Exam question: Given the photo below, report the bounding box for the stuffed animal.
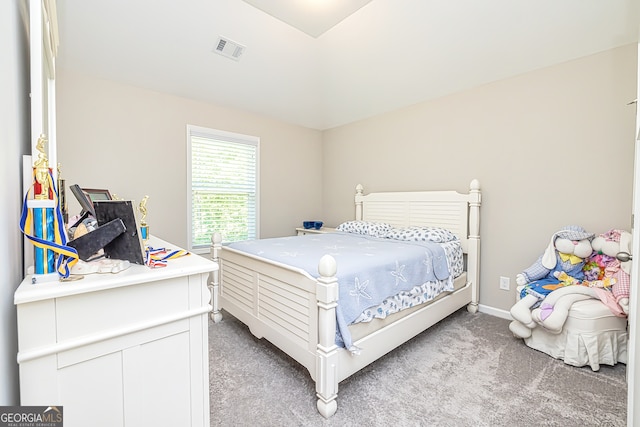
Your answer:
[588,229,631,315]
[553,271,582,286]
[509,225,594,339]
[517,229,632,336]
[528,271,600,333]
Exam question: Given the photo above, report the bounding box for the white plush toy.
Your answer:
[511,228,632,338]
[526,229,632,335]
[528,272,599,334]
[508,225,594,339]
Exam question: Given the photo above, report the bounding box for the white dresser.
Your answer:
[15,236,217,427]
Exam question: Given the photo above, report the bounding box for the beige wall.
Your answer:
[322,44,638,313]
[56,44,637,313]
[56,69,323,248]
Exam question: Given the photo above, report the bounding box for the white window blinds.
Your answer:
[187,125,259,251]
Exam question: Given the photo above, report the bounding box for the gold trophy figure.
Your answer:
[34,135,51,200]
[138,195,150,241]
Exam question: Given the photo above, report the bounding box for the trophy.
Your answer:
[57,163,68,224]
[30,136,55,274]
[21,134,79,280]
[138,195,150,241]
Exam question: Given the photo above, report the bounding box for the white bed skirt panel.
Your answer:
[524,299,628,371]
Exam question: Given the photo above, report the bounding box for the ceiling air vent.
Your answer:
[213,36,245,61]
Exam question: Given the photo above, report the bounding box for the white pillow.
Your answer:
[336,221,393,238]
[385,226,458,243]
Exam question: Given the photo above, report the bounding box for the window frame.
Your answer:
[186,125,260,254]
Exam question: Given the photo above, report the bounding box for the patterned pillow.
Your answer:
[336,221,393,238]
[385,226,458,243]
[367,222,394,238]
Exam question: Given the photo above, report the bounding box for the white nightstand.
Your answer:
[296,227,336,236]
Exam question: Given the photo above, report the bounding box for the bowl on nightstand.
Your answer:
[303,221,323,230]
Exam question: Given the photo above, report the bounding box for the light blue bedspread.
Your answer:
[227,232,450,350]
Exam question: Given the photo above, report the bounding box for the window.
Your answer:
[187,125,259,252]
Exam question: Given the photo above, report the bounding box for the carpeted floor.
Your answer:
[208,309,627,426]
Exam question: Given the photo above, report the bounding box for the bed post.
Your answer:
[210,232,223,323]
[355,184,364,220]
[315,254,339,418]
[467,179,481,313]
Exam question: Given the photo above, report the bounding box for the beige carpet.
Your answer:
[208,309,627,426]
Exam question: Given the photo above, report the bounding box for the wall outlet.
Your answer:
[499,276,510,291]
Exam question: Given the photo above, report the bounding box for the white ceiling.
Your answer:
[55,0,639,130]
[240,0,375,38]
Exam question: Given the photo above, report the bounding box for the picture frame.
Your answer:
[69,185,112,217]
[93,200,146,265]
[82,188,112,203]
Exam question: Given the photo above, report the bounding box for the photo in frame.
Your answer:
[82,188,112,203]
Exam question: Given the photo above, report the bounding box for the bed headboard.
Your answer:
[354,179,481,253]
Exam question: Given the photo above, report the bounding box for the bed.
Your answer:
[209,179,481,418]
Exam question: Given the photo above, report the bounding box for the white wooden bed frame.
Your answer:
[209,179,481,418]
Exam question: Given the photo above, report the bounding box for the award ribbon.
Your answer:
[145,246,190,268]
[20,170,79,279]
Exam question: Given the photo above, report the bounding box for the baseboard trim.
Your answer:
[478,304,512,321]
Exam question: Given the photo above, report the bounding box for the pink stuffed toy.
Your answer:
[589,229,631,315]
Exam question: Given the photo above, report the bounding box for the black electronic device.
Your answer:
[69,184,95,217]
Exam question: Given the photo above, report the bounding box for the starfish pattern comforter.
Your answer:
[227,232,461,349]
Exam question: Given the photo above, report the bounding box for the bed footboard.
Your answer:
[210,237,341,418]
